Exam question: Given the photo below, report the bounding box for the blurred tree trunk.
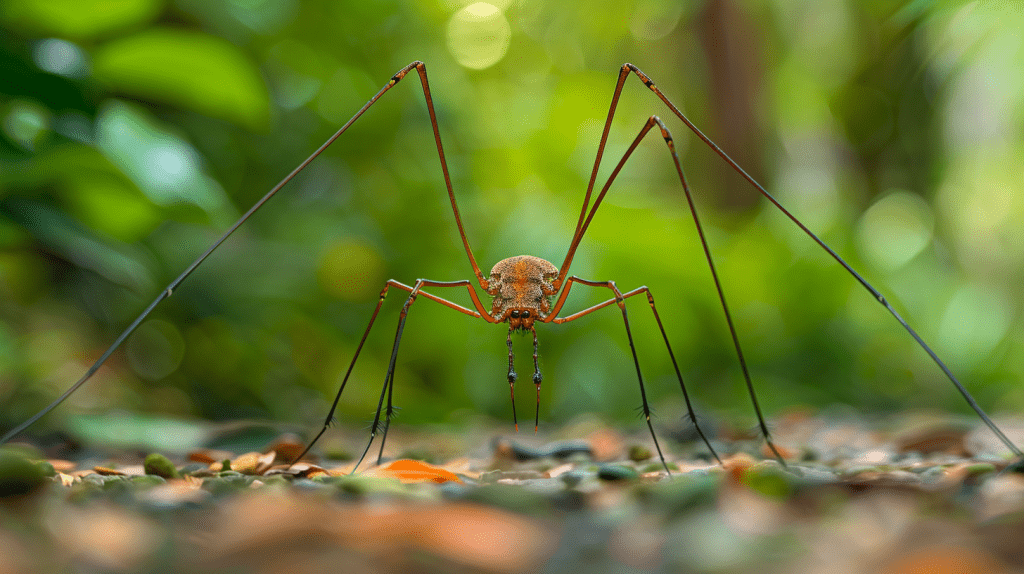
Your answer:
[697,0,767,212]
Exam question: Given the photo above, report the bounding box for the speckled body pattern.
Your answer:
[487,255,558,331]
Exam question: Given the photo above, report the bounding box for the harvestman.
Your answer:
[2,62,1021,475]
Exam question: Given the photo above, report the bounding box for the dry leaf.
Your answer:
[227,452,261,474]
[267,434,306,463]
[188,449,233,465]
[367,459,462,484]
[255,451,276,475]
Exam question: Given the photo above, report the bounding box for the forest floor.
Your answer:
[1,409,1023,574]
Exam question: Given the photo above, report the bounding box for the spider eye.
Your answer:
[510,310,520,318]
[521,311,530,318]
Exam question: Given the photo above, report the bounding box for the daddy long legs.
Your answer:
[3,61,1021,475]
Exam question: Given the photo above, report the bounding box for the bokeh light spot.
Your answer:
[856,190,934,271]
[2,99,51,150]
[629,0,684,41]
[32,38,88,77]
[446,2,511,71]
[938,284,1011,367]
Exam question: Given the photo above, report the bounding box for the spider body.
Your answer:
[488,255,558,331]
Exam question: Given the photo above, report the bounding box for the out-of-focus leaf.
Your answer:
[95,100,232,218]
[0,0,162,40]
[92,29,270,131]
[68,413,211,453]
[0,143,164,242]
[62,174,163,242]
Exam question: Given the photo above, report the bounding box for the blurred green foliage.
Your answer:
[1,0,1023,444]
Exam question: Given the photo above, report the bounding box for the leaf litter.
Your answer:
[0,411,1023,573]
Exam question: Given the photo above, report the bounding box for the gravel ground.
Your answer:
[2,412,1023,574]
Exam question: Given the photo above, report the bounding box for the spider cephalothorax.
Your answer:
[488,255,557,331]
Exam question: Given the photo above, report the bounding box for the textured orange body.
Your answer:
[487,255,558,330]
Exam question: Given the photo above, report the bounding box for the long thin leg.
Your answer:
[291,279,492,465]
[553,282,722,465]
[651,117,786,465]
[353,277,473,473]
[410,64,493,292]
[354,304,408,473]
[550,279,722,470]
[550,115,784,464]
[0,61,492,445]
[559,278,670,474]
[558,61,1022,459]
[505,327,544,434]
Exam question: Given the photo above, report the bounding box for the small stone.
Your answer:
[597,464,639,481]
[143,453,180,479]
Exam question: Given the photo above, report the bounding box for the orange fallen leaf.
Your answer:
[368,459,462,484]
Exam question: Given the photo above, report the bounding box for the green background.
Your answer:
[1,0,1022,449]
